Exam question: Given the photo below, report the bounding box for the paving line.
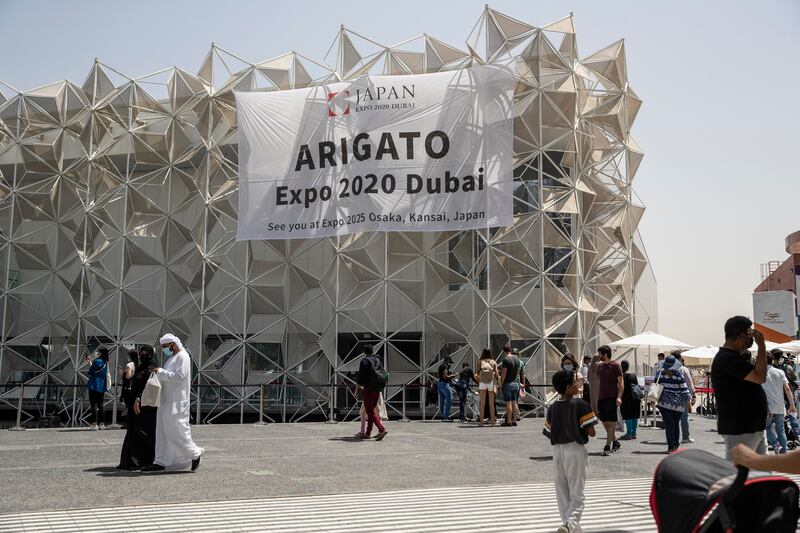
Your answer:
[0,482,656,528]
[0,477,663,533]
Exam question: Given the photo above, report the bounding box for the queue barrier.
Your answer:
[2,380,554,429]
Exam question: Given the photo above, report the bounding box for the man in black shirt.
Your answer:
[455,362,479,422]
[710,316,768,460]
[354,345,388,440]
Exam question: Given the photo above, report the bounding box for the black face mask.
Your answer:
[744,336,754,350]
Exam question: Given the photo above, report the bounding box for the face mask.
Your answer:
[162,347,174,358]
[563,364,574,372]
[744,336,754,350]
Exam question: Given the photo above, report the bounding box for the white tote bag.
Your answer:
[646,375,663,404]
[141,373,161,408]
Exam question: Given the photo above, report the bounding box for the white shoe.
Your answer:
[99,424,107,430]
[90,425,98,431]
[681,437,695,443]
[556,526,570,533]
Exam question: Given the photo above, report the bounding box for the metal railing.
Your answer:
[1,380,555,429]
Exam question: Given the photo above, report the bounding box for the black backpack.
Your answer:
[367,356,388,391]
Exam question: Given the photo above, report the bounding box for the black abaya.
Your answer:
[118,361,158,469]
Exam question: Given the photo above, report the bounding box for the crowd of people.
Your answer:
[86,334,204,473]
[82,319,800,530]
[541,315,800,533]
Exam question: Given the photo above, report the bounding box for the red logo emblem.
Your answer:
[328,90,350,117]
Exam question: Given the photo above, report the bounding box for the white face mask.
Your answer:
[563,364,575,372]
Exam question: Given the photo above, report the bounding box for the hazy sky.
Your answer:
[1,0,798,347]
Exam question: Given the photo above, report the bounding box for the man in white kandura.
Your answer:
[141,334,203,472]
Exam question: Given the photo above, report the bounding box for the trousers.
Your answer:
[363,390,385,436]
[766,413,788,453]
[624,418,638,436]
[438,381,452,420]
[660,407,682,450]
[680,399,691,440]
[553,441,587,532]
[455,382,468,420]
[722,431,767,461]
[88,390,105,425]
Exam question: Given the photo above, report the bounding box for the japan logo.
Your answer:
[327,90,350,117]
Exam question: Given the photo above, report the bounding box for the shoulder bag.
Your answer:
[646,373,663,404]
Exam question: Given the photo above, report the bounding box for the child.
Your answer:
[544,369,598,533]
[355,392,387,439]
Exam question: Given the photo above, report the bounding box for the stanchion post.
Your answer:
[400,383,410,422]
[109,379,120,429]
[325,382,337,424]
[10,382,25,431]
[195,383,202,425]
[422,382,426,421]
[254,383,268,426]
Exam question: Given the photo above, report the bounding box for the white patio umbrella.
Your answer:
[747,340,781,353]
[772,340,800,354]
[680,345,719,367]
[609,331,693,372]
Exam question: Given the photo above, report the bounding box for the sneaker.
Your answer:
[99,424,107,430]
[556,525,570,533]
[611,440,621,453]
[682,437,695,443]
[618,434,634,441]
[90,425,98,431]
[191,454,202,472]
[375,430,388,441]
[602,445,611,456]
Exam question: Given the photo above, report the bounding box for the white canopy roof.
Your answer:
[774,340,800,354]
[747,341,781,352]
[609,331,692,349]
[680,345,719,360]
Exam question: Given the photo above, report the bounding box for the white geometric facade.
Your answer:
[0,7,655,424]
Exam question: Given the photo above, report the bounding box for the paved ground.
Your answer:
[0,414,726,518]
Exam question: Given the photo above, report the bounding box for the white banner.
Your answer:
[234,66,514,240]
[753,290,799,339]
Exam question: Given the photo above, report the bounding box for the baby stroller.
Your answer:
[785,414,799,450]
[650,448,799,532]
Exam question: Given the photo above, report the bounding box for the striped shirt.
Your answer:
[654,369,692,412]
[544,397,598,445]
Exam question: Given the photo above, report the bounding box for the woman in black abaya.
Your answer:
[117,345,158,470]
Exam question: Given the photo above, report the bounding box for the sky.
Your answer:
[0,0,798,347]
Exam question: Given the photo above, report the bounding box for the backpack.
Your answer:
[479,359,495,384]
[367,356,388,391]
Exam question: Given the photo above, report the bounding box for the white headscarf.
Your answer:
[159,333,184,353]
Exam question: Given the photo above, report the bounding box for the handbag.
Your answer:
[518,387,526,400]
[631,383,645,401]
[141,373,161,408]
[646,374,663,404]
